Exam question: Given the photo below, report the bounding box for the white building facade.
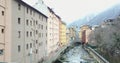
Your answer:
[47,7,60,56]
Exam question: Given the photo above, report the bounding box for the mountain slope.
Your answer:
[69,4,120,28]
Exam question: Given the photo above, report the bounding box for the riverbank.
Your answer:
[54,45,97,63]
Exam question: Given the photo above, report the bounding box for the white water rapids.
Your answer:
[61,46,96,63]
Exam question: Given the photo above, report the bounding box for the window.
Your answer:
[36,30,38,34]
[26,31,29,37]
[30,9,32,15]
[1,29,4,33]
[46,33,47,37]
[2,11,4,16]
[36,20,38,25]
[36,40,38,44]
[18,18,21,24]
[46,26,47,30]
[30,20,32,26]
[41,25,43,30]
[30,32,32,37]
[18,45,21,52]
[36,49,38,54]
[26,19,29,25]
[0,49,4,55]
[42,16,43,21]
[30,43,32,48]
[26,44,28,49]
[42,17,44,21]
[18,3,21,10]
[18,31,21,38]
[42,33,43,37]
[26,7,28,13]
[45,18,47,22]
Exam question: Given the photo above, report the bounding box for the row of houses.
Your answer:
[0,0,68,63]
[78,18,116,44]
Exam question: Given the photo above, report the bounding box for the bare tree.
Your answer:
[88,17,120,56]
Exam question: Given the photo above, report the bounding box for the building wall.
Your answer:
[47,9,53,56]
[0,0,47,63]
[63,23,67,45]
[4,0,12,62]
[79,25,89,40]
[66,28,70,44]
[11,1,25,63]
[0,0,5,26]
[69,27,76,40]
[0,26,5,62]
[0,0,6,62]
[47,8,60,57]
[79,31,82,41]
[59,21,62,46]
[79,25,92,44]
[60,21,67,46]
[53,15,59,52]
[86,29,92,43]
[0,0,62,63]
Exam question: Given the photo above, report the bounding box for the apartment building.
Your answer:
[0,0,48,63]
[79,25,92,44]
[69,27,76,40]
[60,21,67,46]
[47,7,60,56]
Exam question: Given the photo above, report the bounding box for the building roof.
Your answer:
[16,0,48,18]
[47,7,55,14]
[61,21,66,25]
[80,25,92,30]
[55,14,61,19]
[33,0,49,17]
[47,7,61,20]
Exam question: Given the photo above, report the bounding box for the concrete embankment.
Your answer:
[44,44,70,63]
[84,46,110,63]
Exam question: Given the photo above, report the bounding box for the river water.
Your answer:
[57,46,97,63]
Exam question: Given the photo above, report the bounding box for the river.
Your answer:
[55,45,97,63]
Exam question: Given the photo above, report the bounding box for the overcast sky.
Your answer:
[23,0,120,24]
